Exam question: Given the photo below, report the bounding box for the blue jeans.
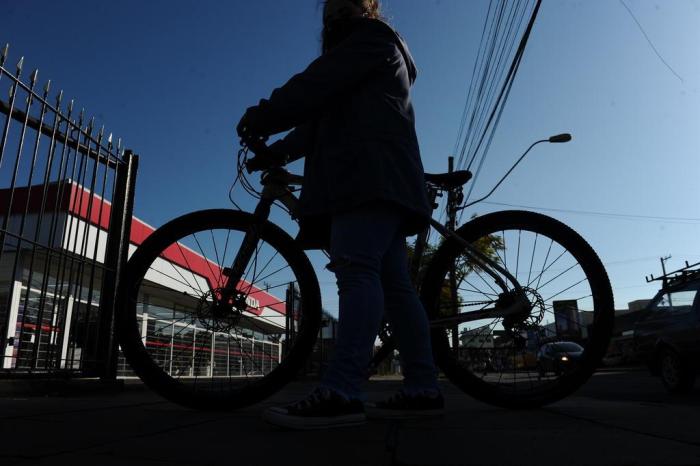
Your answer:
[319,202,439,400]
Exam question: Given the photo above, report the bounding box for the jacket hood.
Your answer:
[354,18,418,84]
[373,19,418,84]
[392,28,418,84]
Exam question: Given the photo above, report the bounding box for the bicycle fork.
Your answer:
[218,198,274,306]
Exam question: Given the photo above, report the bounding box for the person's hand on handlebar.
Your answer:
[237,109,288,173]
[236,108,266,147]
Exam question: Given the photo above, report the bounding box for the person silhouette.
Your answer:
[237,0,443,430]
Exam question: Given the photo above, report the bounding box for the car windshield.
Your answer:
[552,343,583,353]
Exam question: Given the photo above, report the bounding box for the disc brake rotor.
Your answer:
[195,288,245,332]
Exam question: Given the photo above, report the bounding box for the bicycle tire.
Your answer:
[420,210,614,408]
[117,209,322,410]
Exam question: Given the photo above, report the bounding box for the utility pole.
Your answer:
[660,255,672,289]
[446,156,460,354]
[660,255,673,308]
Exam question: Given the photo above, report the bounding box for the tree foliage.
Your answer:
[406,217,504,319]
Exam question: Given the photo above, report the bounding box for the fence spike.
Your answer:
[44,79,51,95]
[68,98,74,113]
[56,89,63,107]
[16,56,24,75]
[30,68,38,86]
[1,44,8,67]
[98,125,105,139]
[107,132,113,145]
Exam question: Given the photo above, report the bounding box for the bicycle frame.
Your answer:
[221,165,530,326]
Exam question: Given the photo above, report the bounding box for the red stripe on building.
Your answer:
[66,184,287,316]
[19,322,61,333]
[0,182,287,316]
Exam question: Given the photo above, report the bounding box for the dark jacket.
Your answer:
[243,18,431,248]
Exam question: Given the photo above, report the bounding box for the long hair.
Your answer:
[322,0,384,21]
[352,0,383,20]
[321,0,384,53]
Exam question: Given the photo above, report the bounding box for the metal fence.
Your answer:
[0,44,137,378]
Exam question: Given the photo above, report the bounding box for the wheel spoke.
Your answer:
[527,248,567,290]
[459,279,500,299]
[192,232,221,290]
[175,242,208,296]
[164,255,203,296]
[248,264,292,289]
[536,262,580,292]
[515,229,521,279]
[542,277,589,303]
[527,233,539,285]
[210,230,223,285]
[533,238,554,290]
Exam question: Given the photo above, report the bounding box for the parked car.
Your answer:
[633,276,700,393]
[536,341,584,376]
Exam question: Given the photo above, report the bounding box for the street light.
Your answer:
[456,133,573,211]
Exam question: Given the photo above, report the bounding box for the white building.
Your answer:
[1,181,288,377]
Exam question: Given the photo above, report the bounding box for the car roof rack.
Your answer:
[646,260,700,290]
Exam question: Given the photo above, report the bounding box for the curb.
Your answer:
[0,377,125,397]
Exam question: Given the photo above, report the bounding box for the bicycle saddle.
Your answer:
[424,170,472,189]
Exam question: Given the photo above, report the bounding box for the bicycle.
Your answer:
[116,133,614,410]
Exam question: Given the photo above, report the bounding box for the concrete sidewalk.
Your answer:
[1,375,699,466]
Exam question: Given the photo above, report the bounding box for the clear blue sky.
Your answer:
[3,0,698,315]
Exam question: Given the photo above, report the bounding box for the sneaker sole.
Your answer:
[262,409,367,430]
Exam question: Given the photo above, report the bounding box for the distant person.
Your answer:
[237,0,442,430]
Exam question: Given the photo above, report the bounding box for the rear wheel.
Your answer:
[421,211,614,408]
[117,209,322,410]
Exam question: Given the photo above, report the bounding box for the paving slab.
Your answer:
[0,372,699,466]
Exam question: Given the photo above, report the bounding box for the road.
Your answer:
[577,367,700,405]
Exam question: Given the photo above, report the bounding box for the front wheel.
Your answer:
[421,210,614,408]
[117,209,322,410]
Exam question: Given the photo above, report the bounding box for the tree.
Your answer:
[403,215,504,355]
[406,217,504,318]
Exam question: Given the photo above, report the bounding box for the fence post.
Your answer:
[95,150,138,380]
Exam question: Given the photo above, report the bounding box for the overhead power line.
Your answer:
[619,0,683,83]
[451,0,542,225]
[481,201,700,224]
[453,0,494,158]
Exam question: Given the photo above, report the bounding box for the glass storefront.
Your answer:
[117,305,281,379]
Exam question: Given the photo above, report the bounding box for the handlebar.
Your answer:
[244,136,269,158]
[241,137,287,174]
